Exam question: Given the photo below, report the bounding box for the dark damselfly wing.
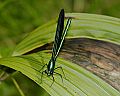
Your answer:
[51,9,64,60]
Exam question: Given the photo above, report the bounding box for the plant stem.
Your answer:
[12,77,25,96]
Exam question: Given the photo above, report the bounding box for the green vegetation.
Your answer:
[0,0,120,96]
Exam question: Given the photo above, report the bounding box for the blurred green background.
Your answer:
[0,0,120,96]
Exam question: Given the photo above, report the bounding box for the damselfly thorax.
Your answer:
[45,58,55,76]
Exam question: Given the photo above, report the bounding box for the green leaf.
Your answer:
[0,52,120,96]
[7,13,120,95]
[12,13,120,56]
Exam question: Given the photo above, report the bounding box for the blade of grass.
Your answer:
[12,77,25,96]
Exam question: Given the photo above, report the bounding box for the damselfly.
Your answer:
[41,9,72,86]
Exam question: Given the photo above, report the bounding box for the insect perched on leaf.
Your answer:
[41,9,72,86]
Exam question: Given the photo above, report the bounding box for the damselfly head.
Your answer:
[45,69,53,76]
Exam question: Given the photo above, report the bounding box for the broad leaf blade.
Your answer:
[12,13,120,56]
[0,52,120,96]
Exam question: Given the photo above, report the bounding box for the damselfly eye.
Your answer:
[50,71,53,74]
